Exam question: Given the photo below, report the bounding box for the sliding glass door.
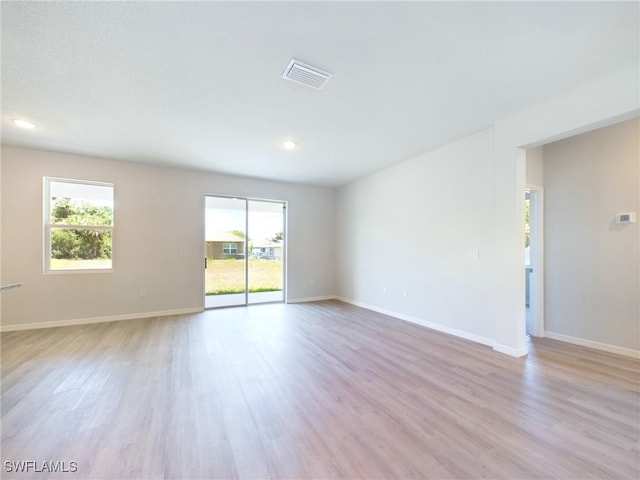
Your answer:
[205,196,247,308]
[247,200,285,304]
[205,196,285,308]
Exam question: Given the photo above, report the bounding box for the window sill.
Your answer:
[45,268,113,275]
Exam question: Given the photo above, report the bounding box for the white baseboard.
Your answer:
[493,343,529,358]
[336,296,504,351]
[287,295,337,304]
[545,331,640,359]
[0,307,203,332]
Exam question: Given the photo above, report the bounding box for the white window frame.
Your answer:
[44,177,114,274]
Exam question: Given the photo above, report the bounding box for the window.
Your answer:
[44,178,114,272]
[223,243,237,255]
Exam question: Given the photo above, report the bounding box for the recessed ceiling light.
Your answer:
[12,118,36,129]
[282,140,297,150]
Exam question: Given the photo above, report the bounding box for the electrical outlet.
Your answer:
[468,249,479,260]
[139,289,146,297]
[403,289,408,299]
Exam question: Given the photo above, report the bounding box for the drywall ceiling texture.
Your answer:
[544,118,639,351]
[0,146,335,329]
[2,1,639,186]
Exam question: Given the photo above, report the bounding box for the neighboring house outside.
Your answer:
[206,231,246,259]
[250,240,283,261]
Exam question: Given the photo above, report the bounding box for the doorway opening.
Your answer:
[525,185,544,337]
[204,195,286,309]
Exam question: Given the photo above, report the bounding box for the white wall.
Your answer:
[526,147,544,186]
[336,128,497,345]
[543,118,639,351]
[336,66,639,356]
[0,146,336,329]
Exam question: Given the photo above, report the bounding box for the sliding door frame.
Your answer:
[204,194,287,308]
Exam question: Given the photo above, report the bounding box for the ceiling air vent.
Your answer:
[282,59,332,90]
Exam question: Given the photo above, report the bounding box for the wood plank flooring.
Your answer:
[1,300,639,479]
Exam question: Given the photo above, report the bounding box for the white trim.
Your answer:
[43,176,115,274]
[287,295,337,304]
[44,176,114,189]
[45,267,113,275]
[493,343,529,358]
[545,331,640,359]
[336,296,498,350]
[0,307,202,332]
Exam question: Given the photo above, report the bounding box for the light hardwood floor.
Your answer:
[1,300,639,479]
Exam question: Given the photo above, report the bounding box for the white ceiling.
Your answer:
[2,1,638,187]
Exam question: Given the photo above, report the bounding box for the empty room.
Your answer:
[1,1,638,479]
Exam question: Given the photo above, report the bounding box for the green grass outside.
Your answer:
[206,258,282,295]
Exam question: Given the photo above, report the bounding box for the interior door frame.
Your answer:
[526,184,544,337]
[204,194,287,309]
